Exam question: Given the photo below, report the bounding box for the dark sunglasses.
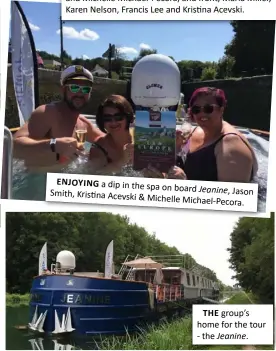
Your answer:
[191,104,219,115]
[67,84,92,94]
[102,114,126,123]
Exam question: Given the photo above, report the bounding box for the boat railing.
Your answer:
[118,255,131,276]
[118,254,141,280]
[125,254,140,280]
[153,284,185,303]
[148,255,204,275]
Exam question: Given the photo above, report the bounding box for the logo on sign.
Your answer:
[40,279,45,286]
[66,279,74,286]
[75,65,83,73]
[146,83,163,89]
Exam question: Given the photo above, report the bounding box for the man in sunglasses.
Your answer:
[13,65,104,171]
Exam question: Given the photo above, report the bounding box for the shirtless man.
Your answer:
[13,65,104,172]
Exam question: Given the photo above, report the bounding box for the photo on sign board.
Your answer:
[5,211,274,349]
[1,0,274,214]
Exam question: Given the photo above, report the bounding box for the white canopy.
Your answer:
[123,257,163,269]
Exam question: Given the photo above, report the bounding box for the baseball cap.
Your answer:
[60,65,93,86]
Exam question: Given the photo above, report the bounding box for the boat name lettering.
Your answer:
[30,293,42,302]
[61,294,111,304]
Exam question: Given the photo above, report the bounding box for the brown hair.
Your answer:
[96,95,134,132]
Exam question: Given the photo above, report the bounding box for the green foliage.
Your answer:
[224,291,257,305]
[201,67,217,81]
[6,212,218,294]
[101,318,193,350]
[6,294,30,307]
[182,75,272,131]
[217,56,235,79]
[228,214,274,303]
[225,21,275,76]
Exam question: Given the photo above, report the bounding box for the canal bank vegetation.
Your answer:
[101,315,272,350]
[6,293,30,307]
[6,212,220,294]
[228,213,274,305]
[100,289,272,350]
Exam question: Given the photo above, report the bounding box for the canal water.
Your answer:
[6,307,99,350]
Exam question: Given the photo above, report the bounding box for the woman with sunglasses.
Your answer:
[89,95,134,173]
[179,87,258,182]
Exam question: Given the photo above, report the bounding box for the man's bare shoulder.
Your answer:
[14,103,56,139]
[31,103,58,118]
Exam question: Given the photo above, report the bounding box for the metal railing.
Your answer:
[1,126,13,199]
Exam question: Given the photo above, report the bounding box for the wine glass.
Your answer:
[74,121,87,148]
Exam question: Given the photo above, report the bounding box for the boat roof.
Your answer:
[133,267,184,271]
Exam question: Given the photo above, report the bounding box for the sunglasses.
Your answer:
[102,114,126,123]
[67,84,92,94]
[191,104,219,115]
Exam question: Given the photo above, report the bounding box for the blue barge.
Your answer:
[29,248,219,336]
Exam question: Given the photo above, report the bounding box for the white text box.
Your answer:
[46,173,258,212]
[62,0,275,21]
[192,304,274,345]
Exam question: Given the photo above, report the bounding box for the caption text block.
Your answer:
[46,173,258,212]
[192,304,274,345]
[62,0,274,21]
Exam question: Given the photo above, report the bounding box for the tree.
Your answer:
[217,55,235,79]
[228,214,274,303]
[201,67,217,81]
[133,48,158,65]
[225,21,275,76]
[6,212,219,293]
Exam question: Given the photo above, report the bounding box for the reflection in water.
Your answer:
[11,129,268,211]
[29,338,75,350]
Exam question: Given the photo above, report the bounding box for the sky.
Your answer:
[15,1,234,62]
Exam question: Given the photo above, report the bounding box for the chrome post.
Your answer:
[1,126,13,199]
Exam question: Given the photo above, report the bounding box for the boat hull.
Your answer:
[29,275,219,336]
[29,275,153,335]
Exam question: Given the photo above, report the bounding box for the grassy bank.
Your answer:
[6,293,30,307]
[100,317,251,350]
[103,292,272,350]
[224,291,258,304]
[101,316,272,350]
[6,293,273,350]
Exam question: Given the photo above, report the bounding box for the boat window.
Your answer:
[192,275,196,286]
[186,273,191,285]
